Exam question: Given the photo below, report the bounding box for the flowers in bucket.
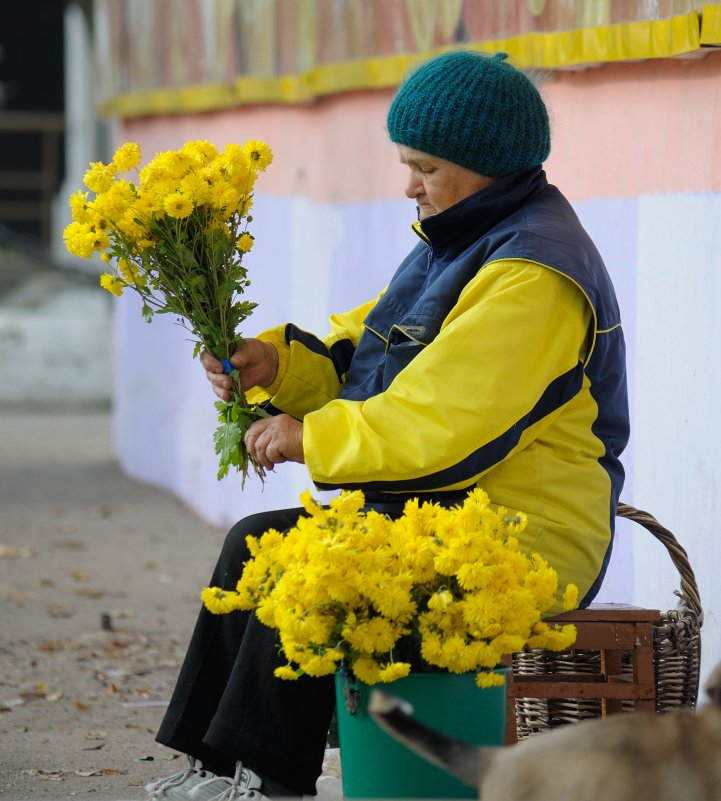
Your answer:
[63,139,273,484]
[201,488,579,688]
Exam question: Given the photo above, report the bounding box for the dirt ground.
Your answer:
[0,410,227,800]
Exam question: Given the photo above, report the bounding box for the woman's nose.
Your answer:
[405,173,421,200]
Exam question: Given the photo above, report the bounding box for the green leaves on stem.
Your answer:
[213,370,270,485]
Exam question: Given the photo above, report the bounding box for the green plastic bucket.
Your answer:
[334,670,507,799]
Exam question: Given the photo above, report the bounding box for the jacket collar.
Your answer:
[415,166,548,253]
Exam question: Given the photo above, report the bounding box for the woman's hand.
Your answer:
[200,339,279,401]
[244,415,304,470]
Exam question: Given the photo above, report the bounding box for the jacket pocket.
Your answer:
[382,323,431,386]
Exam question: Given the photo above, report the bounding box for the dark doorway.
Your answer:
[0,1,67,246]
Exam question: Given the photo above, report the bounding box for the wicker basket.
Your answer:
[512,503,703,739]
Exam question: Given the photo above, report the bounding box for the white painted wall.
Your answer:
[632,193,721,691]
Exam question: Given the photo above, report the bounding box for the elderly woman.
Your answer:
[147,50,628,801]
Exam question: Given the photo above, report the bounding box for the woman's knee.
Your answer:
[216,508,305,585]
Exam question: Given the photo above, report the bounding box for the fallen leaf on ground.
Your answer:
[0,544,35,558]
[39,639,66,652]
[110,608,138,619]
[46,603,75,619]
[21,768,67,780]
[74,699,91,710]
[51,539,87,550]
[2,590,36,601]
[75,767,123,776]
[20,685,47,700]
[75,587,107,598]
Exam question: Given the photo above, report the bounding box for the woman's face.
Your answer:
[396,144,495,221]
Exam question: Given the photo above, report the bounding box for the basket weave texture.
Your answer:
[512,503,703,739]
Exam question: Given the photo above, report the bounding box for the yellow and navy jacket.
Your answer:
[251,168,629,609]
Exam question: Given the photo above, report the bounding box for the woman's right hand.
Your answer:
[200,339,279,401]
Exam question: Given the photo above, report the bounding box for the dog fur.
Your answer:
[368,661,721,801]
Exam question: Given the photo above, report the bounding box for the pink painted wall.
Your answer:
[546,53,721,199]
[122,50,721,204]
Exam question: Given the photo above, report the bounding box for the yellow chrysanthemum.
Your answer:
[118,258,146,287]
[163,193,193,219]
[182,139,219,165]
[476,671,506,689]
[351,656,382,685]
[69,190,91,223]
[229,488,578,683]
[112,142,142,172]
[63,222,94,258]
[235,233,253,254]
[201,587,242,615]
[563,583,579,611]
[92,180,134,221]
[99,273,124,297]
[273,665,300,681]
[179,173,212,206]
[427,589,454,611]
[83,161,116,194]
[241,139,273,172]
[378,662,411,683]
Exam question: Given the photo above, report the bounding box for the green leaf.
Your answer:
[214,421,242,481]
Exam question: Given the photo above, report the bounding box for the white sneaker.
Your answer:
[146,756,206,799]
[147,757,267,801]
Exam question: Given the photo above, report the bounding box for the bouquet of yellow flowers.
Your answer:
[201,488,578,688]
[64,139,273,484]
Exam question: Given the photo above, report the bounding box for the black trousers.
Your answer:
[156,492,465,795]
[155,507,335,796]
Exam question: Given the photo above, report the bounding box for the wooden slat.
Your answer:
[508,681,656,700]
[565,621,640,649]
[0,112,65,133]
[0,171,45,190]
[0,200,45,221]
[549,604,662,623]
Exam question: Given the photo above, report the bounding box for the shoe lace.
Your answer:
[206,762,264,801]
[147,756,205,796]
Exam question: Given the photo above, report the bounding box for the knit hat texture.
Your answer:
[387,50,550,177]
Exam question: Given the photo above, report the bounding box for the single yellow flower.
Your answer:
[69,190,91,223]
[563,583,579,611]
[112,142,142,172]
[83,161,116,194]
[237,233,254,254]
[163,193,193,219]
[118,258,146,287]
[273,665,300,681]
[428,589,454,611]
[476,671,506,689]
[201,586,242,614]
[378,662,411,682]
[241,139,273,172]
[99,273,124,297]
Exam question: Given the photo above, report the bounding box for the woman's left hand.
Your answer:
[244,414,305,470]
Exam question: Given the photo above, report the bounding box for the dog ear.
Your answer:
[705,660,721,708]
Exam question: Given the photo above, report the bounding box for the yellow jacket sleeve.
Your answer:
[246,293,383,416]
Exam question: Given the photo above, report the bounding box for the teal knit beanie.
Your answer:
[387,50,550,177]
